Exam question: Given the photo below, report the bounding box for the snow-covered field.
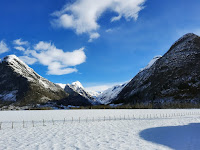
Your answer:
[0,109,200,150]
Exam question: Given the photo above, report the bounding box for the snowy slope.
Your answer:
[87,91,102,98]
[58,82,101,99]
[64,81,99,104]
[97,82,128,104]
[56,83,66,89]
[65,81,93,99]
[140,55,162,72]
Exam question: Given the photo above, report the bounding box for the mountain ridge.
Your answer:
[114,33,200,105]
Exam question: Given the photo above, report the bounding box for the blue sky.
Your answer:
[0,0,200,91]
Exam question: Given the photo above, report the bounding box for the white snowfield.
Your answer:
[0,109,200,150]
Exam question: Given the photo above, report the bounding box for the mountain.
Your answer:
[115,33,200,105]
[87,91,102,98]
[139,55,162,72]
[56,83,66,89]
[0,55,68,106]
[97,83,128,104]
[62,81,98,106]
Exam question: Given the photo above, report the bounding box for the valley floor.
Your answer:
[0,109,200,150]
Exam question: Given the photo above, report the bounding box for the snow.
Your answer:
[140,55,162,72]
[66,81,95,101]
[0,109,200,150]
[71,81,84,90]
[58,81,101,99]
[97,82,128,104]
[56,83,66,89]
[87,90,102,98]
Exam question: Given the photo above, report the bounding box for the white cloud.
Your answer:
[111,15,122,22]
[47,62,77,75]
[14,46,25,51]
[88,32,100,42]
[0,40,9,54]
[24,41,86,75]
[51,0,146,41]
[18,56,37,65]
[13,39,29,46]
[34,41,52,50]
[105,28,114,33]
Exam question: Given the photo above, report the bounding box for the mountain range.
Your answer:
[0,33,200,109]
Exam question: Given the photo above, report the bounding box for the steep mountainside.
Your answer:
[0,55,68,106]
[115,33,200,104]
[63,81,98,106]
[97,83,128,104]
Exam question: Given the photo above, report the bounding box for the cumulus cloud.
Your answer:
[51,0,146,41]
[34,41,52,50]
[18,56,37,65]
[13,39,29,46]
[14,46,25,51]
[24,41,86,75]
[0,40,9,54]
[88,32,100,42]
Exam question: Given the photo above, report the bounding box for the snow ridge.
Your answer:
[140,55,162,72]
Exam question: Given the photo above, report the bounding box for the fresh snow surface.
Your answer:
[0,109,200,150]
[140,55,162,72]
[97,82,128,104]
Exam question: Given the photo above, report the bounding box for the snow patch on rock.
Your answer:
[140,55,162,72]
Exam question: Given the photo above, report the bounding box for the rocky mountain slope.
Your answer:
[115,33,200,105]
[62,81,98,106]
[0,55,68,106]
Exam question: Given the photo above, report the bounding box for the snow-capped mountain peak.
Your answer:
[71,81,84,90]
[64,81,98,104]
[0,55,67,104]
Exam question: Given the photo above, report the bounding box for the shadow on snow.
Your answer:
[140,123,200,150]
